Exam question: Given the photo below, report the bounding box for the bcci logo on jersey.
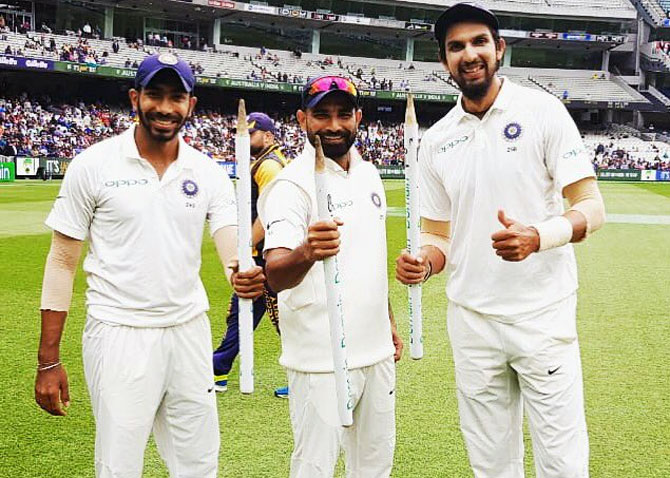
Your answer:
[181,179,199,198]
[503,122,523,142]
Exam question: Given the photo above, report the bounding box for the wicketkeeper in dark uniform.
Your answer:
[213,112,289,397]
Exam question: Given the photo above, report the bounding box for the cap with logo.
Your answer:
[247,112,277,135]
[434,2,499,51]
[134,53,196,93]
[301,75,359,110]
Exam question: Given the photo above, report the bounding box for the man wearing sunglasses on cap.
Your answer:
[395,3,605,478]
[257,75,403,478]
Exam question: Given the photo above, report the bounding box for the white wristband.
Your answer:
[532,216,573,251]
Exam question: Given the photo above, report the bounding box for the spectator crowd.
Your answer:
[590,138,670,171]
[0,94,405,165]
[1,94,669,171]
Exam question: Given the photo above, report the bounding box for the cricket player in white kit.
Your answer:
[34,54,265,477]
[258,76,403,478]
[396,4,606,478]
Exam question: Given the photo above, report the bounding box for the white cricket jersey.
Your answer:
[420,78,596,319]
[258,143,394,373]
[46,126,237,327]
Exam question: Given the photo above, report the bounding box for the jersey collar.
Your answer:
[303,140,363,176]
[453,76,512,123]
[121,124,194,171]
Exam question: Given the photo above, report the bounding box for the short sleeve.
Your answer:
[207,166,237,236]
[45,157,96,241]
[418,138,451,221]
[258,180,311,253]
[543,98,596,192]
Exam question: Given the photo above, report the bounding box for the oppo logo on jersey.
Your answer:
[438,135,469,153]
[562,147,587,159]
[104,179,149,188]
[327,194,353,213]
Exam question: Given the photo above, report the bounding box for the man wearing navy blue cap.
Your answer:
[34,53,266,477]
[396,3,604,478]
[258,76,403,477]
[213,111,289,397]
[130,53,197,143]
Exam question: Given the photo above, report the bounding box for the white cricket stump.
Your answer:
[404,93,424,360]
[236,99,254,394]
[314,136,354,427]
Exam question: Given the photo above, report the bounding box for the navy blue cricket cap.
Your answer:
[247,112,277,135]
[134,53,196,93]
[434,2,499,46]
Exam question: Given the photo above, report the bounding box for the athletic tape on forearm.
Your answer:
[420,232,450,261]
[565,180,606,238]
[213,225,238,283]
[40,233,83,311]
[532,216,573,252]
[569,198,605,237]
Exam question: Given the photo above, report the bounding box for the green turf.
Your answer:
[0,180,668,477]
[634,181,670,199]
[599,182,670,216]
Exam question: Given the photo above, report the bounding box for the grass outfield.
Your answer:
[0,180,668,477]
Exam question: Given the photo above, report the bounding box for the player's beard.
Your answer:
[250,141,264,157]
[306,126,356,159]
[250,144,263,157]
[136,103,187,143]
[451,58,500,101]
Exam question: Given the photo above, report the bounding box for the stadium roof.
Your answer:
[386,0,637,20]
[102,0,639,23]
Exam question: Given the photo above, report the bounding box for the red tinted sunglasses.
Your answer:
[307,76,358,97]
[302,76,359,108]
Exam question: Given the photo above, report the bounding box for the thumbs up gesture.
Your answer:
[490,210,540,262]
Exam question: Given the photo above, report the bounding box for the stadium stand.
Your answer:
[528,71,647,103]
[3,0,670,166]
[0,93,407,165]
[584,127,670,170]
[0,30,651,106]
[2,93,668,171]
[632,0,668,25]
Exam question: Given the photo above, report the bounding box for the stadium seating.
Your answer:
[2,89,667,171]
[0,30,652,106]
[583,126,670,170]
[527,72,648,103]
[633,0,668,25]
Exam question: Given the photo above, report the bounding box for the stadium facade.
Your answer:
[2,0,670,175]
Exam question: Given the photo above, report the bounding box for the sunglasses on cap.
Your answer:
[302,76,359,109]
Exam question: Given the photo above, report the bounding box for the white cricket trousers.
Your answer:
[287,357,396,478]
[82,314,219,478]
[448,294,589,478]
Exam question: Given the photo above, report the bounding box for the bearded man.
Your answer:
[395,4,605,478]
